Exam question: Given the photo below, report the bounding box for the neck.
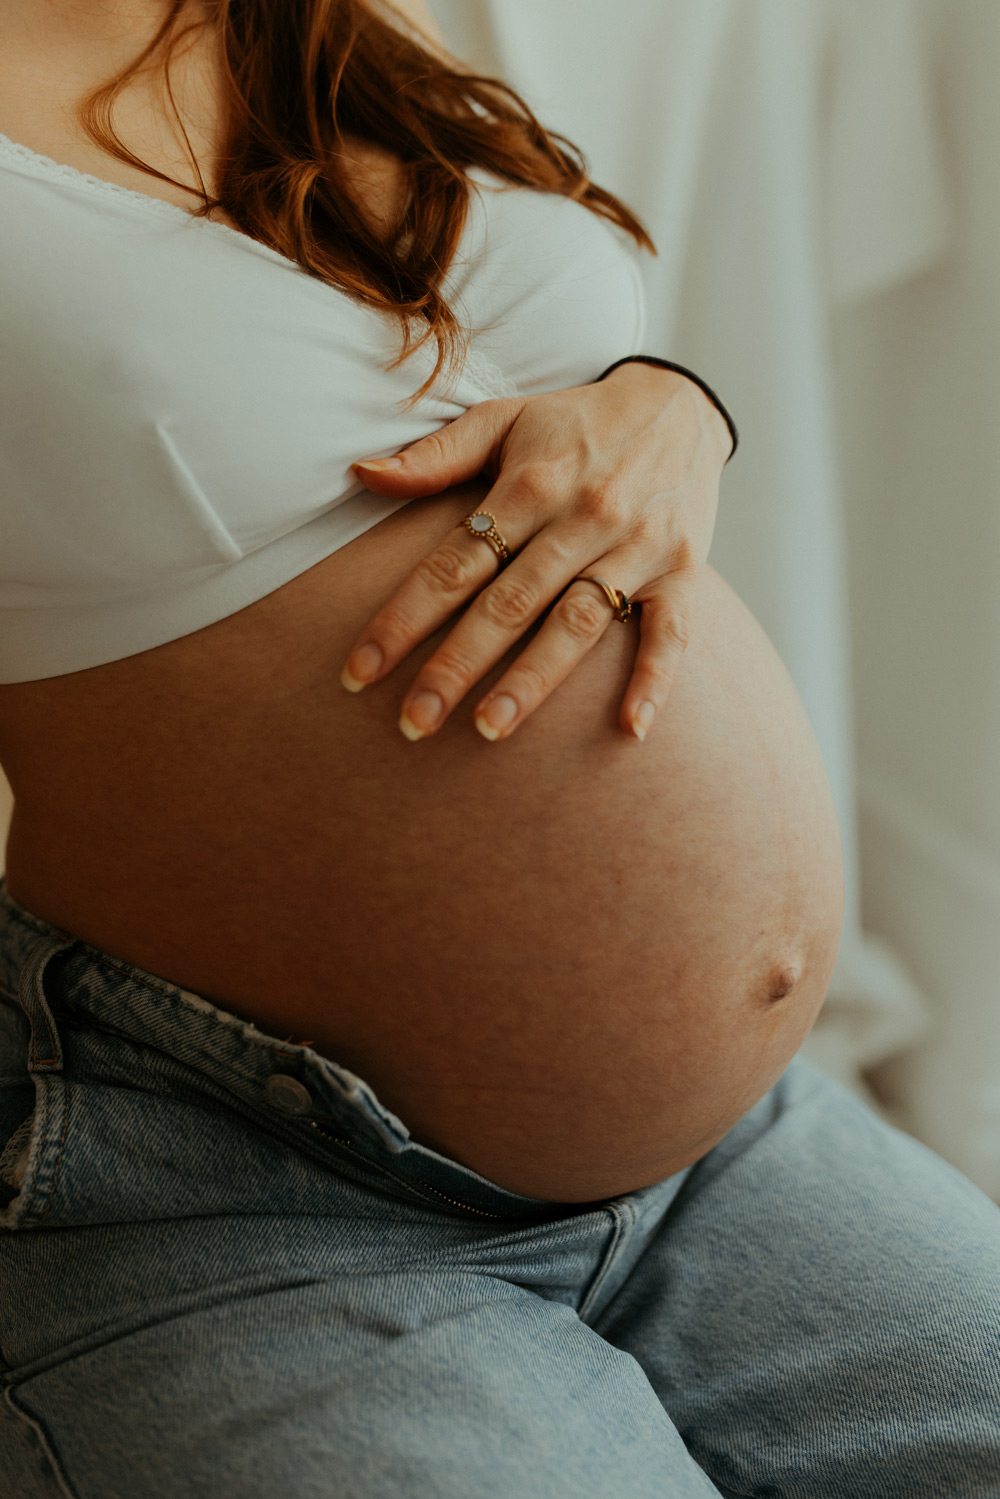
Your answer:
[0,1,196,50]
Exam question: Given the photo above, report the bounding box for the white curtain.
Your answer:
[431,0,1000,1184]
[835,0,1000,1198]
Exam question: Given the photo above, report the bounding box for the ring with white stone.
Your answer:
[462,511,510,566]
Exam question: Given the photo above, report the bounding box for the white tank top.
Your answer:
[0,133,647,682]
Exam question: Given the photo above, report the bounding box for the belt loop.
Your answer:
[19,934,74,1073]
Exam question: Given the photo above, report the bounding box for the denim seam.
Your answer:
[64,952,402,1120]
[18,1075,52,1226]
[2,1271,335,1387]
[32,1077,70,1228]
[0,1271,528,1390]
[48,996,366,1152]
[3,1385,81,1499]
[67,953,300,1067]
[576,1202,634,1324]
[82,953,200,1003]
[693,1465,754,1499]
[29,954,62,1071]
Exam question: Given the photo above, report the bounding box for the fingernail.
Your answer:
[340,641,384,692]
[632,700,656,742]
[355,456,404,472]
[475,693,518,741]
[399,690,443,741]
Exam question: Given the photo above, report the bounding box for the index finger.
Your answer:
[339,510,514,692]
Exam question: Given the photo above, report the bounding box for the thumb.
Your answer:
[352,397,524,497]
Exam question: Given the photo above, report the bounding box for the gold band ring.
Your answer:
[575,575,634,623]
[463,511,510,566]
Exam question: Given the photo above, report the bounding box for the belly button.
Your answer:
[767,965,801,1002]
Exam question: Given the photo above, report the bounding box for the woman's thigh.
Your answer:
[594,1057,1000,1499]
[3,1260,723,1499]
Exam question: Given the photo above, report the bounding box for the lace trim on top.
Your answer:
[459,347,519,401]
[0,130,310,270]
[0,131,522,402]
[0,130,195,214]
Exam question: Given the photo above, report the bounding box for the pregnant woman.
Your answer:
[0,2,997,1495]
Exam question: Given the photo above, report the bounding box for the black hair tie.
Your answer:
[595,354,738,462]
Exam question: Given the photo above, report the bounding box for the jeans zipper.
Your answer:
[309,1120,507,1220]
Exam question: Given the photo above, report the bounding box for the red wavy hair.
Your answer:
[80,0,655,398]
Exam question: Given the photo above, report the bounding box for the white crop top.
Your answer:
[0,132,647,682]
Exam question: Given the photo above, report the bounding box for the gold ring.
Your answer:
[575,575,633,623]
[463,511,510,565]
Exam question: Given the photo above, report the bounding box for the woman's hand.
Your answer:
[341,362,732,742]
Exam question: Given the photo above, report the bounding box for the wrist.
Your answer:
[596,354,738,463]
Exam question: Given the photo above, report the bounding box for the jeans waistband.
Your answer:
[0,879,578,1223]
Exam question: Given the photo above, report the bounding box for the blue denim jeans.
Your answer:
[1,879,998,1499]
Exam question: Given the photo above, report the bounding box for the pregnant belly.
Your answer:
[0,481,843,1200]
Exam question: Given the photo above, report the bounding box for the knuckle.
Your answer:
[372,601,420,647]
[478,575,538,630]
[628,513,659,549]
[425,645,478,692]
[407,428,454,483]
[640,658,676,692]
[511,461,561,508]
[418,545,478,594]
[555,589,609,640]
[419,429,448,466]
[507,658,548,703]
[659,611,691,651]
[578,482,624,526]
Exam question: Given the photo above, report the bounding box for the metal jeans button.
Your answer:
[265,1073,313,1115]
